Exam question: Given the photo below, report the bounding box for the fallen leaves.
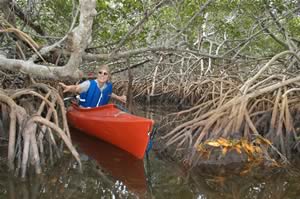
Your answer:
[197,137,274,164]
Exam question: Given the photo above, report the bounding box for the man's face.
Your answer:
[97,70,109,84]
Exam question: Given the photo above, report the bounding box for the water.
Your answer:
[1,105,300,198]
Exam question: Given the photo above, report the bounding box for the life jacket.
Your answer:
[79,80,112,107]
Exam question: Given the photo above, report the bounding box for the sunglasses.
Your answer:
[98,71,108,76]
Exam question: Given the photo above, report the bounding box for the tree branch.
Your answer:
[84,46,225,61]
[0,55,82,79]
[112,0,167,54]
[170,0,215,41]
[10,1,45,35]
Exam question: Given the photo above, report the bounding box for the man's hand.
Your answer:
[59,82,76,93]
[118,95,127,104]
[111,93,127,104]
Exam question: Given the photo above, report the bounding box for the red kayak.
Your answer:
[67,103,154,159]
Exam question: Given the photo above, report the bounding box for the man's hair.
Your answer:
[96,64,111,80]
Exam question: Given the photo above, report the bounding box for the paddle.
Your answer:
[63,96,76,101]
[115,104,129,113]
[146,125,158,154]
[62,96,78,107]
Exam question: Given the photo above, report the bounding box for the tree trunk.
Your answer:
[0,0,97,80]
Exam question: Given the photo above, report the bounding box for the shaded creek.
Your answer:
[1,105,300,198]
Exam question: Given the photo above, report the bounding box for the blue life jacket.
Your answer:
[79,80,112,107]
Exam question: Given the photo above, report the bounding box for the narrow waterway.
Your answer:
[1,105,300,198]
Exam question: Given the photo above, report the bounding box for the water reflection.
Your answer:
[188,165,300,199]
[70,128,148,197]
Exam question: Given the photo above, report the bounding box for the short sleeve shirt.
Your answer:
[79,80,108,93]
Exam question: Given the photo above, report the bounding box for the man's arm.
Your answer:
[111,93,127,104]
[59,82,83,93]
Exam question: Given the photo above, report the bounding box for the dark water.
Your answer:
[1,105,300,198]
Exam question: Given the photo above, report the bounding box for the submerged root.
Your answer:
[161,51,300,167]
[0,83,81,178]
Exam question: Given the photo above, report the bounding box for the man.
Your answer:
[59,65,126,107]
